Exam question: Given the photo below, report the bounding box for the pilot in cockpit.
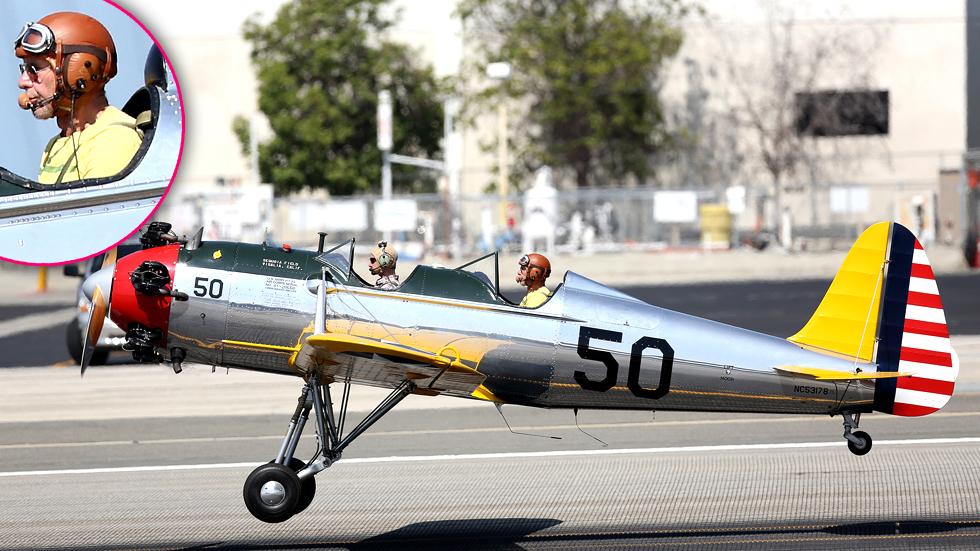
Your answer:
[517,253,552,307]
[368,241,401,291]
[14,12,142,185]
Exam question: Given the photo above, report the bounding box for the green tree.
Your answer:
[234,0,446,195]
[458,0,692,188]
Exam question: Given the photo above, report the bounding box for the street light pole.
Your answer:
[497,102,508,228]
[378,90,393,242]
[486,62,512,229]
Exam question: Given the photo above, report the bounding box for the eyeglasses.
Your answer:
[15,22,55,55]
[369,257,378,264]
[18,62,49,81]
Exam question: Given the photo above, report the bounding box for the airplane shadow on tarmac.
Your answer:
[349,518,563,550]
[160,517,979,550]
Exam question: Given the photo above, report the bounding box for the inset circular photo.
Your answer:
[0,0,183,265]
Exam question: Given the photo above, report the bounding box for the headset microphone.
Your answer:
[18,91,60,111]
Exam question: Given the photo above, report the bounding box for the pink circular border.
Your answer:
[0,0,186,267]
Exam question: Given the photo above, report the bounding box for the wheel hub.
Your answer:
[259,480,286,506]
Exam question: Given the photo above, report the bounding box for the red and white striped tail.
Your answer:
[877,227,959,417]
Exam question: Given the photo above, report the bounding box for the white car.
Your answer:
[64,243,143,365]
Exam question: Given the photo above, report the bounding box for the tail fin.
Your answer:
[788,222,958,416]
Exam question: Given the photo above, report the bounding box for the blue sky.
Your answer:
[2,0,155,178]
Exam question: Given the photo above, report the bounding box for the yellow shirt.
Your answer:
[519,286,552,308]
[38,106,142,185]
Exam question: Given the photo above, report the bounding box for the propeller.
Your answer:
[80,249,117,376]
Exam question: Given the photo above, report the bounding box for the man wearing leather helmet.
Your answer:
[516,253,552,307]
[14,11,142,185]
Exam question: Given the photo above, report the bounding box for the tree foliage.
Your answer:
[235,0,445,195]
[457,0,692,188]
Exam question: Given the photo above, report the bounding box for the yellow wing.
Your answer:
[291,322,503,402]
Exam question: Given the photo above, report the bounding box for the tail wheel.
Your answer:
[243,463,302,523]
[847,430,873,456]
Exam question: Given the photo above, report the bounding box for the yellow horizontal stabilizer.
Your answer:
[775,365,912,381]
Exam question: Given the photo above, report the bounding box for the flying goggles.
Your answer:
[14,22,56,55]
[519,254,542,271]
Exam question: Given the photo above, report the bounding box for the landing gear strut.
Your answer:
[243,374,415,523]
[842,412,872,456]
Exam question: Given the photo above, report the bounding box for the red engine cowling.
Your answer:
[109,244,181,349]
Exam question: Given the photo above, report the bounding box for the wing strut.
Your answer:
[303,373,414,476]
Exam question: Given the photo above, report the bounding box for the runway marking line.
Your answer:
[1,436,978,478]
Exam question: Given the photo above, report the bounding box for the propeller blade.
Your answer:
[102,247,117,270]
[80,258,116,376]
[81,285,108,376]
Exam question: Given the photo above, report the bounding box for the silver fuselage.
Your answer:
[167,256,874,415]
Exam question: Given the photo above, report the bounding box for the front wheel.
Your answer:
[243,463,302,523]
[847,430,873,456]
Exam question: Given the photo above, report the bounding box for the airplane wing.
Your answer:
[290,321,502,401]
[775,365,912,381]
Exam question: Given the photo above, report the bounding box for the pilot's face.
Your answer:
[516,264,527,285]
[368,255,382,276]
[18,55,58,120]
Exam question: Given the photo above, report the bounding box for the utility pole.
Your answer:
[377,90,393,242]
[486,62,512,229]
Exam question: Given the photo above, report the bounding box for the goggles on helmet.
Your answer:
[15,22,56,55]
[519,254,530,268]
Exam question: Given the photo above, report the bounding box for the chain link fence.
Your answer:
[257,179,958,260]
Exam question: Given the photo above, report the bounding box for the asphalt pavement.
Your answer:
[1,396,979,550]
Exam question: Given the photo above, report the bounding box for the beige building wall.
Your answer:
[137,1,968,237]
[662,0,965,228]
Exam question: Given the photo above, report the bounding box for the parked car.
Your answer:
[64,243,143,365]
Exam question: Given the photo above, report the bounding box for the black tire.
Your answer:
[66,320,110,366]
[66,320,84,364]
[847,430,873,456]
[285,458,316,515]
[243,463,302,523]
[91,348,110,366]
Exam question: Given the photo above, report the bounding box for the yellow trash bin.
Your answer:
[700,204,732,249]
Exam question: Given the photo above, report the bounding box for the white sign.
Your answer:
[374,199,418,232]
[726,186,746,214]
[319,200,368,231]
[830,187,869,214]
[653,191,699,223]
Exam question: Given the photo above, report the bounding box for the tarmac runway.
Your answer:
[1,393,979,550]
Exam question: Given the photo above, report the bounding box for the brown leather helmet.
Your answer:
[519,253,551,284]
[14,12,117,95]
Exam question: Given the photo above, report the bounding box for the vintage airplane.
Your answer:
[0,45,181,263]
[78,220,958,523]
